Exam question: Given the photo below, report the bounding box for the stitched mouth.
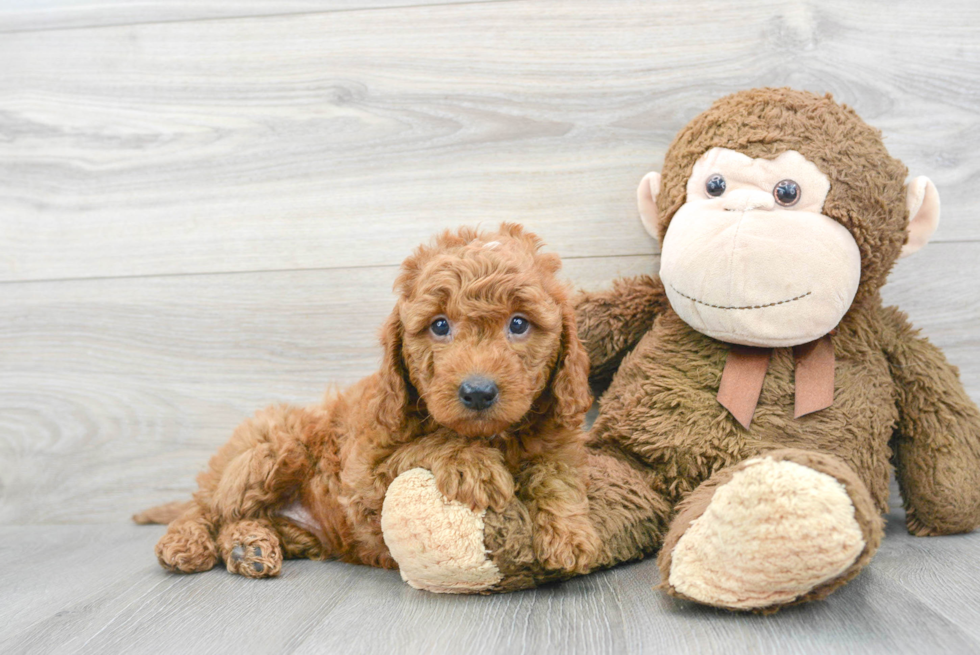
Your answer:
[669,284,812,311]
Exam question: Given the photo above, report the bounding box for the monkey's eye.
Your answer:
[774,179,801,206]
[705,174,726,197]
[430,316,451,338]
[507,315,530,338]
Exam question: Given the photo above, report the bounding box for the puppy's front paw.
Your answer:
[533,513,601,574]
[430,454,514,513]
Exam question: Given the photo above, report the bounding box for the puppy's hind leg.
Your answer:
[154,405,323,576]
[200,404,319,524]
[156,503,219,574]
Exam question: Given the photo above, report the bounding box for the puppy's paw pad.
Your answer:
[225,538,282,578]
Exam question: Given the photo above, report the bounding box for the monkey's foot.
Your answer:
[382,468,503,593]
[217,520,283,578]
[659,455,868,611]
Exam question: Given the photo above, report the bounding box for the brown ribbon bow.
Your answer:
[716,333,835,429]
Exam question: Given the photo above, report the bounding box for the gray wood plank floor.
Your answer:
[2,0,979,652]
[3,496,980,655]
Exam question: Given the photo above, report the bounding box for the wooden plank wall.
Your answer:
[1,0,978,524]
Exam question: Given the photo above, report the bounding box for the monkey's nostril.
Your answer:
[458,377,498,411]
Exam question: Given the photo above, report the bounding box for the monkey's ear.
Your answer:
[900,176,940,258]
[637,171,662,241]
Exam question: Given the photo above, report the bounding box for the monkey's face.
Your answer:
[657,148,861,347]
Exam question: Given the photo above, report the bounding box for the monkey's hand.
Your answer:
[574,275,668,384]
[881,305,980,536]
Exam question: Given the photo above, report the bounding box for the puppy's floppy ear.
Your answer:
[375,306,411,432]
[552,304,592,429]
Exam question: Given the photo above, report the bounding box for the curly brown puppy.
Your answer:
[135,223,598,578]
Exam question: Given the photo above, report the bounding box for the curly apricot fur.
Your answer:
[139,223,598,576]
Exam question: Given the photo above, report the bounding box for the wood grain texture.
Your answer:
[1,1,979,651]
[1,243,977,525]
[1,0,979,283]
[874,508,980,644]
[0,254,656,524]
[0,0,508,33]
[2,511,979,655]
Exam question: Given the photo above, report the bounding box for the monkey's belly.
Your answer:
[591,322,897,510]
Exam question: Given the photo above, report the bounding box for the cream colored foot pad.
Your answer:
[381,468,502,594]
[669,458,865,609]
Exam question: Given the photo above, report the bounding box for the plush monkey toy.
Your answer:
[380,88,980,611]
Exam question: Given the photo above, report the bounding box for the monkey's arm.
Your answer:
[880,305,980,536]
[574,274,669,385]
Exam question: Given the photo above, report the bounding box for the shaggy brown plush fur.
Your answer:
[420,88,980,609]
[135,223,600,576]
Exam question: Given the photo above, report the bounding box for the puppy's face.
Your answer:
[397,231,568,437]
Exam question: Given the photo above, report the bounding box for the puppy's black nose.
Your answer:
[458,377,498,411]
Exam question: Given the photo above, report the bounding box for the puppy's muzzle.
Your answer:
[458,377,498,411]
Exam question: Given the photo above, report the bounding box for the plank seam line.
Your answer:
[0,237,972,285]
[0,0,520,36]
[0,253,662,286]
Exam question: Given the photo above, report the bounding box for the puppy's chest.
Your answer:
[487,434,541,475]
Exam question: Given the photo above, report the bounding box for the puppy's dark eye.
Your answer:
[508,315,530,336]
[774,179,800,206]
[705,174,726,197]
[430,317,451,337]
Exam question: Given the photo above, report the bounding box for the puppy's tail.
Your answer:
[132,500,194,525]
